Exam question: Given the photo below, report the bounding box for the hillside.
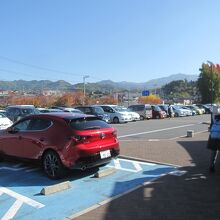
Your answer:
[0,74,198,92]
[0,80,74,91]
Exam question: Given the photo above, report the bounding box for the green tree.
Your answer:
[161,80,197,101]
[197,63,220,104]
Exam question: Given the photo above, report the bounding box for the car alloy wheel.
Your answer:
[140,115,144,120]
[43,150,65,179]
[113,117,119,124]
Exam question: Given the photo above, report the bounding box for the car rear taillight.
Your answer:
[71,135,89,143]
[112,130,117,138]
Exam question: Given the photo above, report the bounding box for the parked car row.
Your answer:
[0,103,212,129]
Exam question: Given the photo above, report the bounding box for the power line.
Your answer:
[0,55,113,82]
[0,68,77,83]
[0,55,83,77]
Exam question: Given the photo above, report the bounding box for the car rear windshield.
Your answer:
[21,108,40,115]
[69,117,111,130]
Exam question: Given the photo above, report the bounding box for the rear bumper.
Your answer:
[70,148,120,170]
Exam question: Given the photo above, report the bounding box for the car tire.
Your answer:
[42,150,66,179]
[113,117,119,124]
[140,115,144,120]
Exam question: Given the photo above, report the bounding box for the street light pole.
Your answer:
[83,75,89,105]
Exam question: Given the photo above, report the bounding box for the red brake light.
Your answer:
[72,135,88,143]
[112,130,117,138]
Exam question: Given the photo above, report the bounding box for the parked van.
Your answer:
[97,105,132,123]
[128,104,152,120]
[5,105,40,122]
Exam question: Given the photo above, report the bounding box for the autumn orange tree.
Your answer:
[138,94,161,104]
[53,92,84,107]
[8,95,55,107]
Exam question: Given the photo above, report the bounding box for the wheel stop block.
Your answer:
[40,181,71,195]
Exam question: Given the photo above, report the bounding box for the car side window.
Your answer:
[7,108,15,115]
[137,106,144,111]
[105,107,113,113]
[27,118,52,130]
[13,119,31,131]
[101,106,108,112]
[84,108,92,114]
[145,106,151,110]
[128,106,134,111]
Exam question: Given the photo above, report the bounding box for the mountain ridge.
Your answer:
[0,73,198,91]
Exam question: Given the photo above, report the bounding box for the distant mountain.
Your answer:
[0,74,198,92]
[0,80,74,91]
[92,73,198,90]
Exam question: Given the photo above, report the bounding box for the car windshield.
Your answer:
[0,113,6,118]
[69,117,111,130]
[153,105,161,111]
[113,107,127,112]
[162,105,168,111]
[93,106,104,114]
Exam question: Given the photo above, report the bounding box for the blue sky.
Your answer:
[0,0,220,84]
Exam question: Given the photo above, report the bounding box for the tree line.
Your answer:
[1,63,219,107]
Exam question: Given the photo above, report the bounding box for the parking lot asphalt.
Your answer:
[74,131,220,220]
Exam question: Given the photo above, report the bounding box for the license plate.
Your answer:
[100,150,111,159]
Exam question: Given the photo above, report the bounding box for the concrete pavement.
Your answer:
[74,131,220,220]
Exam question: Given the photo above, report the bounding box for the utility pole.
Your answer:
[83,75,89,105]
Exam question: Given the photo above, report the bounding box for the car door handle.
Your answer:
[39,138,45,142]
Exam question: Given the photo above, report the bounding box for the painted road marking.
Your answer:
[0,166,27,171]
[107,158,156,173]
[118,123,196,138]
[0,159,176,220]
[2,199,23,220]
[25,168,40,173]
[0,187,45,219]
[132,161,142,172]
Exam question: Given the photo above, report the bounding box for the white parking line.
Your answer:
[118,123,196,138]
[106,158,156,173]
[0,187,45,208]
[132,161,142,172]
[113,159,122,170]
[13,163,23,168]
[25,168,40,173]
[0,187,45,219]
[2,200,23,220]
[0,166,27,171]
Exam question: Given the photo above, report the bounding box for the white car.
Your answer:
[98,105,133,123]
[0,112,13,130]
[119,107,140,121]
[172,106,187,117]
[62,107,83,113]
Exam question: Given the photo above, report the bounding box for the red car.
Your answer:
[0,113,119,179]
[151,105,167,119]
